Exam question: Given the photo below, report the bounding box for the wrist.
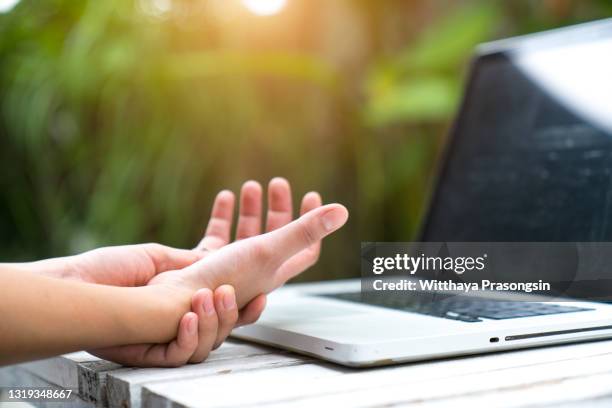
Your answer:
[122,284,194,344]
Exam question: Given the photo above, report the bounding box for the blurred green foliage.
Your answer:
[1,0,611,280]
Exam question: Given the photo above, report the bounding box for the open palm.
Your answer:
[70,178,321,289]
[91,178,324,366]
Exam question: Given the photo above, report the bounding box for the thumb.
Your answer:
[170,205,348,309]
[141,244,203,274]
[264,204,348,267]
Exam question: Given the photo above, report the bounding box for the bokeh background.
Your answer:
[1,0,611,280]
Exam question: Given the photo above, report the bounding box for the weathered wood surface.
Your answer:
[3,339,612,408]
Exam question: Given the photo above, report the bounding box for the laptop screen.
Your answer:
[422,26,612,242]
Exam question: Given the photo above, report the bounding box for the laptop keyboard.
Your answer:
[321,292,593,323]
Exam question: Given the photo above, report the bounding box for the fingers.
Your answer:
[196,190,235,252]
[237,294,267,327]
[265,177,293,232]
[298,191,323,261]
[160,312,200,366]
[108,312,199,368]
[300,191,322,216]
[197,179,312,248]
[235,181,263,240]
[262,204,348,273]
[272,192,324,283]
[212,285,239,349]
[188,288,219,363]
[91,297,218,368]
[298,191,323,262]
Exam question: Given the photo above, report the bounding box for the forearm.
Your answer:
[0,267,188,365]
[3,255,78,280]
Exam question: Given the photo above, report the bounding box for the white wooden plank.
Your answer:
[0,339,274,408]
[540,396,612,408]
[258,352,612,408]
[0,365,95,408]
[0,401,35,408]
[417,372,612,408]
[185,342,278,362]
[140,340,612,408]
[15,352,120,406]
[141,362,347,408]
[11,337,612,407]
[5,339,267,407]
[76,359,122,406]
[106,342,300,408]
[0,367,19,387]
[19,352,99,390]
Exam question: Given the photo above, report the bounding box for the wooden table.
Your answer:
[3,338,612,407]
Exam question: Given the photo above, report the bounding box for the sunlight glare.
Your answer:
[241,0,287,16]
[0,0,20,13]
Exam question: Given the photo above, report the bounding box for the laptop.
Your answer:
[232,19,612,367]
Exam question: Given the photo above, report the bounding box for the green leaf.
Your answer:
[398,3,500,72]
[163,52,338,88]
[366,76,459,126]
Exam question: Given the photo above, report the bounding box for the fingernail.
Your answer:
[223,291,236,310]
[270,177,288,185]
[188,316,197,334]
[203,291,215,316]
[321,207,348,232]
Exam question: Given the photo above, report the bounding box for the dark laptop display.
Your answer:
[423,25,612,242]
[328,21,612,317]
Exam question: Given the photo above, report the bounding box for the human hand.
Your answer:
[12,183,267,366]
[149,196,349,309]
[65,177,317,288]
[195,178,325,276]
[32,244,257,366]
[7,243,201,286]
[89,285,243,366]
[14,178,342,367]
[127,196,346,365]
[20,182,274,321]
[22,177,319,296]
[74,177,315,366]
[61,244,202,286]
[82,178,306,366]
[108,177,322,361]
